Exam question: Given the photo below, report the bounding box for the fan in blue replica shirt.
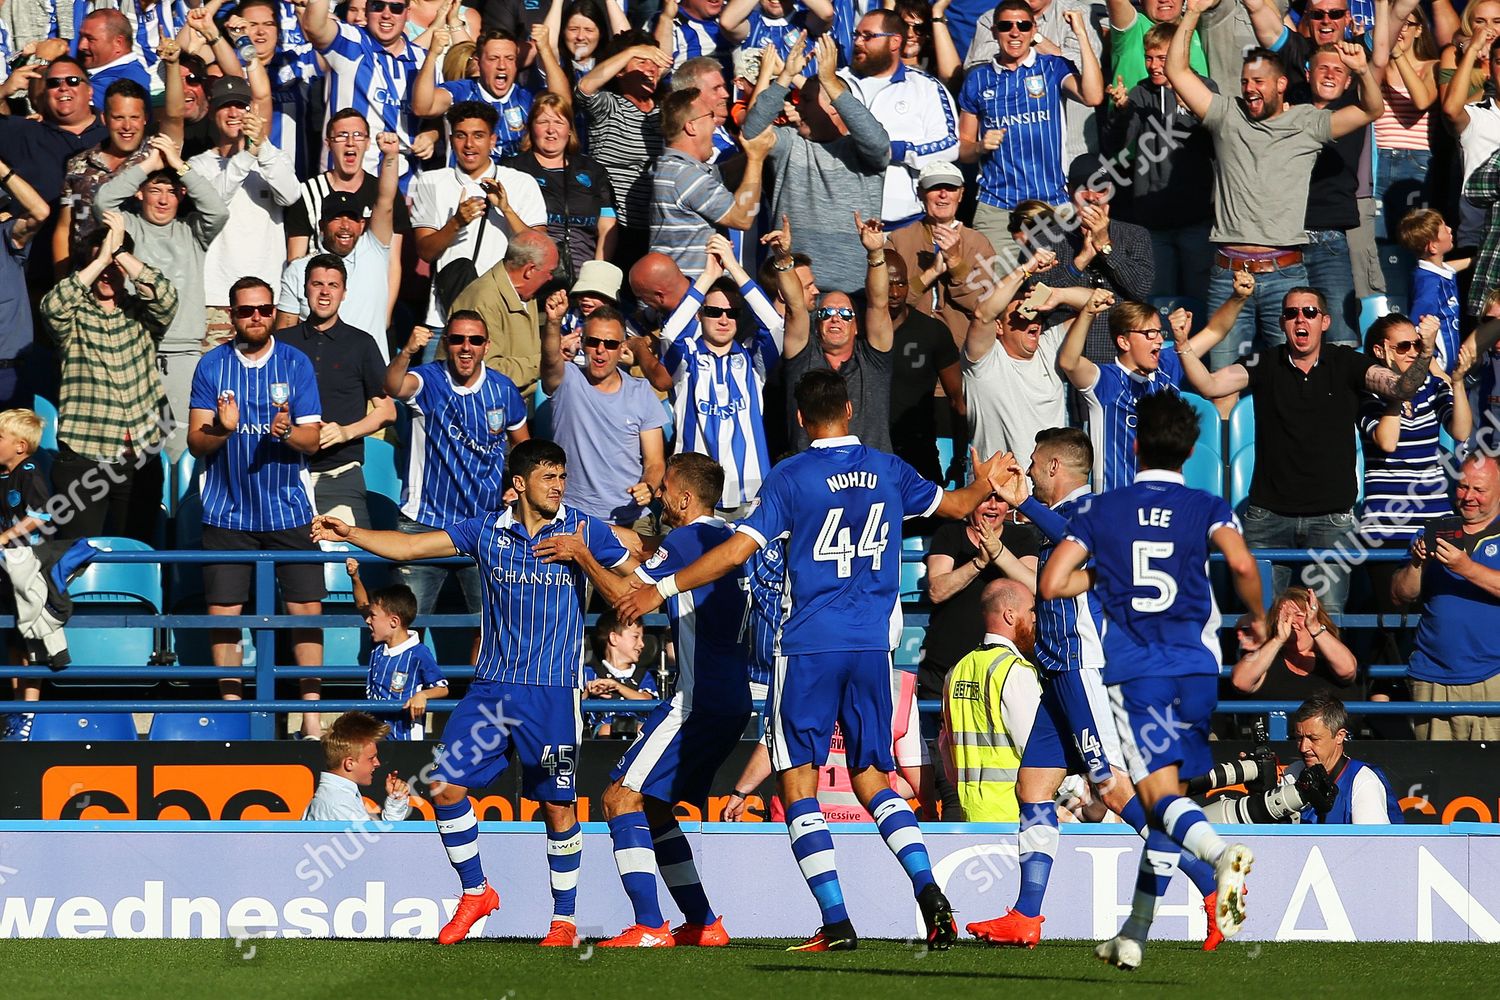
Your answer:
[1039,392,1266,971]
[543,452,752,948]
[188,276,327,739]
[616,369,1019,953]
[347,569,448,740]
[965,426,1226,955]
[411,24,570,162]
[314,438,636,949]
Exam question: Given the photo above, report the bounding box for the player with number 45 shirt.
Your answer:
[616,371,1018,954]
[314,439,636,950]
[1040,394,1266,971]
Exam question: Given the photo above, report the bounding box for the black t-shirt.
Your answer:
[464,0,548,36]
[919,517,1041,671]
[280,319,390,472]
[1245,343,1377,515]
[888,308,960,483]
[502,150,617,281]
[1302,91,1361,231]
[285,172,415,242]
[0,459,49,544]
[181,116,215,161]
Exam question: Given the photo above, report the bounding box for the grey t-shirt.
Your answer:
[782,331,893,454]
[1202,95,1332,248]
[550,363,668,525]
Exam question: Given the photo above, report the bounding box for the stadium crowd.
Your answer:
[0,0,1499,758]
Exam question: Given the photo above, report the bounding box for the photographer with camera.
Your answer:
[1392,451,1500,740]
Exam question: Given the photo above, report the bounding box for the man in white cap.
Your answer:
[887,160,998,349]
[562,260,644,367]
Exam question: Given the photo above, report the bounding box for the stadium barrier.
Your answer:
[0,820,1496,941]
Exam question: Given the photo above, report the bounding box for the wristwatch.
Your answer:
[1098,242,1114,257]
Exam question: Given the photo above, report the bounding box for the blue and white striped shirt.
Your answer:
[1022,490,1106,673]
[271,47,323,179]
[447,503,629,686]
[661,279,784,506]
[400,362,526,528]
[440,78,534,162]
[659,11,729,69]
[741,534,785,687]
[635,516,752,715]
[740,9,815,65]
[367,632,446,739]
[316,22,426,180]
[189,338,322,532]
[1081,350,1183,494]
[1358,377,1456,544]
[958,50,1075,209]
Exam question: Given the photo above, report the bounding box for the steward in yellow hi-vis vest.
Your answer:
[941,632,1043,822]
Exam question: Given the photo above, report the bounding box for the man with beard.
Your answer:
[276,131,402,360]
[939,577,1040,822]
[285,109,413,262]
[839,9,960,228]
[381,310,530,618]
[281,254,397,528]
[1169,0,1381,369]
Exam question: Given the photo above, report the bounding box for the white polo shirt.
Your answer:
[302,770,411,822]
[962,324,1068,470]
[408,163,547,326]
[278,230,394,361]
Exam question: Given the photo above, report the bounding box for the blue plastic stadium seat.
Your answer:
[1359,294,1391,338]
[160,451,175,516]
[532,397,554,440]
[1182,393,1224,496]
[148,712,251,741]
[1229,446,1254,514]
[175,451,196,505]
[935,437,957,486]
[1227,395,1255,460]
[1150,296,1208,333]
[364,437,401,503]
[899,559,927,602]
[68,537,162,609]
[63,538,163,683]
[29,712,137,741]
[894,625,925,668]
[33,395,58,451]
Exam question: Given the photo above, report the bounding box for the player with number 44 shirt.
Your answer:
[616,371,1019,954]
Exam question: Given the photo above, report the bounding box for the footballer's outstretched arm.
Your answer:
[1214,523,1267,643]
[933,447,1018,520]
[1038,538,1093,600]
[614,532,761,623]
[312,516,459,562]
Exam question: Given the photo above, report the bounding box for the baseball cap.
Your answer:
[209,76,252,111]
[319,191,369,226]
[918,161,965,191]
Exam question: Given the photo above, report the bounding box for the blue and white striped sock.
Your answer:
[1155,795,1226,866]
[547,822,583,922]
[1122,794,1217,899]
[1122,829,1180,941]
[1014,801,1059,918]
[869,788,935,895]
[434,799,486,893]
[652,820,714,925]
[607,812,663,927]
[786,797,848,924]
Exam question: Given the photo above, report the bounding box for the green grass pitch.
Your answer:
[5,939,1496,999]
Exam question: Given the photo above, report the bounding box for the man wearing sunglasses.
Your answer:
[0,56,105,221]
[1244,0,1364,91]
[1176,286,1439,616]
[188,275,327,738]
[301,0,425,182]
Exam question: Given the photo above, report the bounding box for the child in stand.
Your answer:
[1399,208,1468,373]
[347,559,448,740]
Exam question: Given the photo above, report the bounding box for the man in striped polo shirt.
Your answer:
[383,312,529,621]
[648,87,771,279]
[299,0,427,183]
[187,276,326,737]
[957,0,1103,258]
[313,438,634,947]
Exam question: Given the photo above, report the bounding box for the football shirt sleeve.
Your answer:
[893,454,943,520]
[736,473,791,547]
[584,514,631,568]
[189,354,217,411]
[444,514,485,556]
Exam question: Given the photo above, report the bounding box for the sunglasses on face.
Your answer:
[46,75,85,89]
[996,19,1034,31]
[699,305,735,319]
[184,72,207,86]
[1305,9,1347,19]
[366,0,407,12]
[1282,306,1323,320]
[233,303,275,318]
[1387,338,1421,354]
[816,307,857,321]
[853,30,899,40]
[583,336,623,349]
[447,334,487,346]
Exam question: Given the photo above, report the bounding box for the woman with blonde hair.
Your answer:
[1231,587,1359,699]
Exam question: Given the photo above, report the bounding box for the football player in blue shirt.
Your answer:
[546,452,751,949]
[617,369,1016,953]
[1039,392,1266,970]
[313,438,634,949]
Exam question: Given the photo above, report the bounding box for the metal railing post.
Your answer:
[250,558,278,740]
[1268,711,1288,741]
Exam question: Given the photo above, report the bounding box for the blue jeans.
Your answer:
[1374,147,1432,240]
[1149,222,1213,301]
[1207,257,1307,369]
[1303,229,1360,348]
[395,514,482,616]
[1240,504,1358,618]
